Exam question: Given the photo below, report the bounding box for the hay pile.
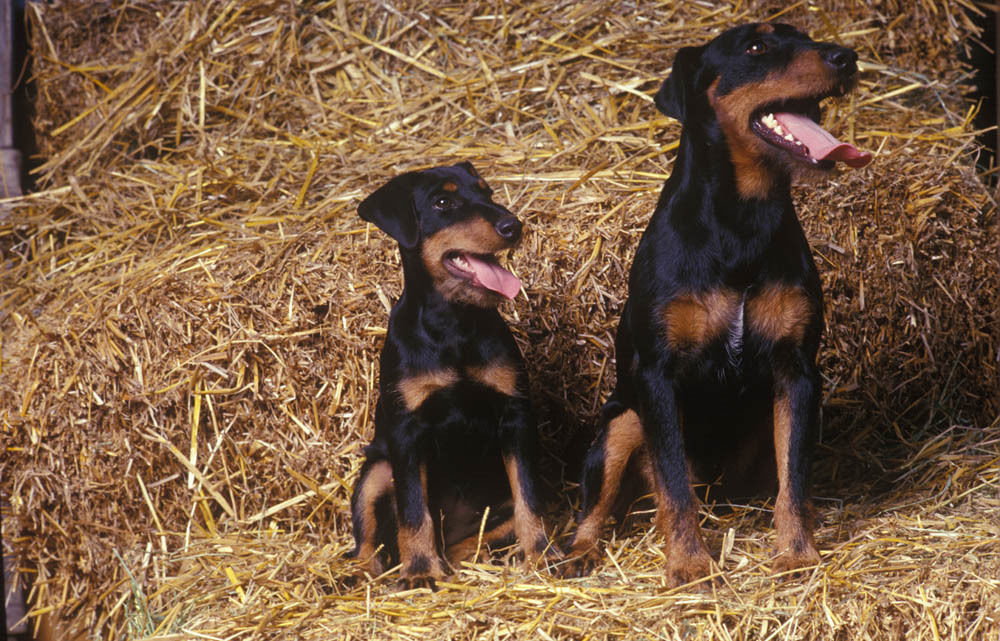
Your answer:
[2,0,998,639]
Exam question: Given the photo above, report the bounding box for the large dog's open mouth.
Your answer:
[443,251,521,300]
[750,97,871,169]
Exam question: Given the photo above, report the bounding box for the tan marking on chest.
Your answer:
[468,359,520,397]
[398,369,460,411]
[661,289,742,350]
[747,285,812,342]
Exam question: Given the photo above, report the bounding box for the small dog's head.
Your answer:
[359,162,523,307]
[656,23,871,197]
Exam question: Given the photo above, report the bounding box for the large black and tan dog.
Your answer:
[349,162,556,589]
[565,24,871,586]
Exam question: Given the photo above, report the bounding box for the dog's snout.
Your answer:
[495,216,522,242]
[823,47,857,75]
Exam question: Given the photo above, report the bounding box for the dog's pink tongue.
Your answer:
[464,254,522,299]
[774,112,872,168]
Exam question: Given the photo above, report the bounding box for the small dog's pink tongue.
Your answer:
[463,254,522,299]
[774,112,872,168]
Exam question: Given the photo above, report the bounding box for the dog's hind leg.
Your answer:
[563,402,648,576]
[349,457,397,575]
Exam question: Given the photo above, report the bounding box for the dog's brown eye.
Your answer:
[747,40,767,56]
[433,196,455,209]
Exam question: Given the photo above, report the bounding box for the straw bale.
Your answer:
[1,1,997,639]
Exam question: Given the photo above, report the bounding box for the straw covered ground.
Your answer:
[2,0,999,639]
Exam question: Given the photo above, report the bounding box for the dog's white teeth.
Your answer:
[760,113,803,147]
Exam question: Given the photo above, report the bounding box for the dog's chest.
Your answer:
[396,358,519,412]
[660,284,812,357]
[725,294,746,365]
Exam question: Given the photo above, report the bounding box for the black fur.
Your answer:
[349,163,556,589]
[567,23,866,585]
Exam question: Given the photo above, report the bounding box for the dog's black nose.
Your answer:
[495,216,522,241]
[824,47,857,75]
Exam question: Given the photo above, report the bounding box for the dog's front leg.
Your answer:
[499,398,559,568]
[636,360,714,588]
[772,360,822,573]
[388,426,447,590]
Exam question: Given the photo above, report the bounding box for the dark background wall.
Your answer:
[964,5,998,181]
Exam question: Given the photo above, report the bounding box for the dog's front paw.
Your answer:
[399,555,447,591]
[665,546,715,589]
[557,543,603,578]
[543,542,565,563]
[399,574,439,591]
[772,543,821,576]
[522,536,563,571]
[344,546,388,587]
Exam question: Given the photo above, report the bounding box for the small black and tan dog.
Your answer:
[565,23,871,586]
[349,162,556,589]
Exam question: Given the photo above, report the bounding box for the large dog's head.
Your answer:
[656,23,871,198]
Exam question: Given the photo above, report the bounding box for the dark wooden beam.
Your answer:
[1,0,23,198]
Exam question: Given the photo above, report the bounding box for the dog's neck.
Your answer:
[661,128,792,228]
[646,128,796,289]
[396,250,498,338]
[399,250,437,295]
[687,121,792,194]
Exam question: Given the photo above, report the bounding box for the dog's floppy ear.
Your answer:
[358,173,421,249]
[655,45,706,122]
